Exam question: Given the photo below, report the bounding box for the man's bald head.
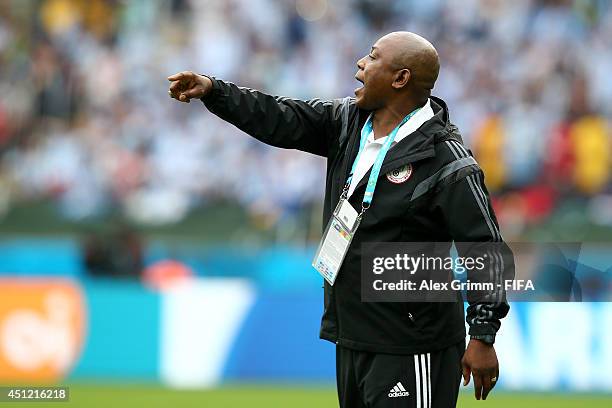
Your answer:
[354,31,440,110]
[382,31,440,93]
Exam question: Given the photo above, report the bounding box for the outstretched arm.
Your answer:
[168,71,343,157]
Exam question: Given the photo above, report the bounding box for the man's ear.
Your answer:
[392,69,411,89]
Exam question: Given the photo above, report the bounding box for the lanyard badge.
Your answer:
[312,107,421,285]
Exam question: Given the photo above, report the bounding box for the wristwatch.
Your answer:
[470,334,495,345]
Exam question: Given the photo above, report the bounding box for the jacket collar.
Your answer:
[389,96,449,156]
[346,96,451,194]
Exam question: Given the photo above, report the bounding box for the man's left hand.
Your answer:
[461,338,499,400]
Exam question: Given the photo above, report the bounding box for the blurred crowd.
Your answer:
[0,0,611,239]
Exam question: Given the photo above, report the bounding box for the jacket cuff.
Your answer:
[200,75,224,103]
[468,323,499,336]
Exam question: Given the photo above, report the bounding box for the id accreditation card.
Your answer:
[312,199,360,285]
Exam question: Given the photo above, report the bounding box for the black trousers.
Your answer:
[336,340,465,408]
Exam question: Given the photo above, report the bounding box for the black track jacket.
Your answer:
[201,77,513,354]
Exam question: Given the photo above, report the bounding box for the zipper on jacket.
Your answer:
[408,312,416,323]
[340,121,360,183]
[332,116,361,346]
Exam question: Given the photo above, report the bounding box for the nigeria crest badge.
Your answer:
[386,164,412,184]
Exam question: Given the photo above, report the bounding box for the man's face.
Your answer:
[354,38,398,110]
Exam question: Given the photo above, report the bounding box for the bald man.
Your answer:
[169,32,513,408]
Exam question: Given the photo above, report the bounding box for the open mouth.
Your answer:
[354,75,364,95]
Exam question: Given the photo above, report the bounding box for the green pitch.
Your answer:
[8,384,612,408]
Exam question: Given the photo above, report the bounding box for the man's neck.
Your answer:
[371,99,425,140]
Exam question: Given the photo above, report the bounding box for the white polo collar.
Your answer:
[366,99,435,145]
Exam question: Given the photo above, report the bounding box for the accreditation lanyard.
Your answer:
[343,107,422,213]
[312,107,421,286]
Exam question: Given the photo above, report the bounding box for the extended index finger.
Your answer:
[167,71,194,81]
